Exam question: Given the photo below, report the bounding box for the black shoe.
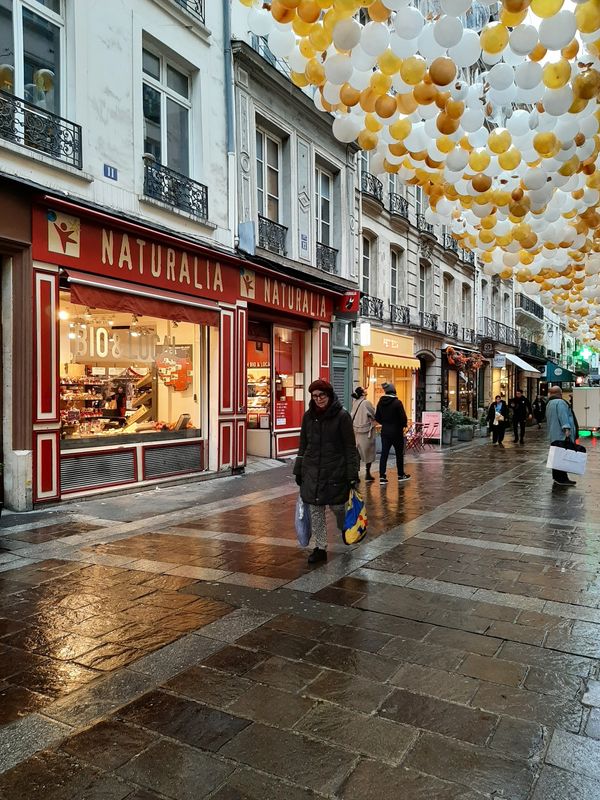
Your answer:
[379,476,388,485]
[365,474,375,482]
[513,439,518,443]
[307,547,327,564]
[398,473,411,482]
[520,440,524,445]
[565,479,577,485]
[553,479,574,486]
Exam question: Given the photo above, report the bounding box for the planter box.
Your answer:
[457,428,474,442]
[442,429,452,445]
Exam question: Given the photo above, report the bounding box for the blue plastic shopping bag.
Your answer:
[295,495,311,547]
[342,489,368,545]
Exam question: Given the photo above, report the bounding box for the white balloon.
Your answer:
[468,127,489,147]
[322,82,341,104]
[389,33,418,58]
[447,148,469,171]
[394,7,425,40]
[507,109,530,137]
[448,29,481,67]
[332,115,362,143]
[515,61,542,90]
[385,0,412,8]
[581,116,600,137]
[523,168,547,190]
[434,15,463,48]
[324,54,353,85]
[538,11,577,51]
[461,107,485,132]
[350,46,377,71]
[503,47,525,67]
[449,80,469,101]
[268,28,295,58]
[333,19,362,51]
[509,25,538,56]
[351,69,372,91]
[418,24,447,61]
[488,62,515,90]
[544,86,573,117]
[441,0,472,13]
[248,8,272,38]
[488,84,517,106]
[361,22,390,56]
[481,51,503,66]
[288,49,307,73]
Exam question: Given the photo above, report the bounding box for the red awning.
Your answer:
[66,270,220,327]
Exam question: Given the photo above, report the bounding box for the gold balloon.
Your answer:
[445,99,464,120]
[378,49,402,76]
[533,131,557,156]
[530,0,563,18]
[503,0,531,13]
[357,129,378,150]
[370,72,392,95]
[368,0,391,21]
[340,83,361,106]
[297,0,321,23]
[469,149,491,171]
[573,70,600,100]
[271,1,297,23]
[437,136,454,154]
[305,58,325,84]
[400,56,427,86]
[529,42,548,61]
[299,39,316,58]
[480,23,509,55]
[389,117,412,140]
[396,92,418,114]
[543,59,571,89]
[359,89,378,113]
[472,173,492,192]
[413,81,438,104]
[291,70,310,87]
[364,112,382,132]
[375,94,398,118]
[292,17,313,35]
[436,111,460,134]
[488,129,512,155]
[429,57,457,86]
[500,7,528,25]
[498,147,522,171]
[562,39,580,59]
[308,23,331,50]
[576,0,600,34]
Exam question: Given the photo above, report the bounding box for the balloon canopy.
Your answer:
[242,0,600,345]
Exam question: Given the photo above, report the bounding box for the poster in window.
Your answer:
[155,344,193,392]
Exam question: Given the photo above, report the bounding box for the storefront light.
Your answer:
[58,310,69,321]
[68,332,76,340]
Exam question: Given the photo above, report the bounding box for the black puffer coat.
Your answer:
[293,396,359,506]
[375,395,407,437]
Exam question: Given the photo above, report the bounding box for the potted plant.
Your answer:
[479,412,489,437]
[457,423,474,442]
[441,408,457,445]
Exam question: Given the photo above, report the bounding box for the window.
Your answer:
[443,274,452,322]
[143,47,190,176]
[415,185,426,216]
[481,280,488,319]
[491,287,499,320]
[359,149,369,177]
[1,0,64,115]
[256,129,281,222]
[362,236,371,295]
[462,285,471,324]
[503,293,511,326]
[419,262,427,313]
[390,249,399,306]
[315,166,332,246]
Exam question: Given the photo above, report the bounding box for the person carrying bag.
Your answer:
[545,385,585,486]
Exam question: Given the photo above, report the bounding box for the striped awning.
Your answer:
[364,352,421,370]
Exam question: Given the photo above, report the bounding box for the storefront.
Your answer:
[24,199,336,505]
[360,330,419,421]
[442,346,483,417]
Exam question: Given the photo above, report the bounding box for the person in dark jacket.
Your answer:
[486,395,509,445]
[508,389,532,444]
[532,395,546,429]
[293,379,359,565]
[375,382,410,485]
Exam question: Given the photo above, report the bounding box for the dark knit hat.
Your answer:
[382,382,397,395]
[309,379,334,397]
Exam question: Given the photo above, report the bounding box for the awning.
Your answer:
[442,342,479,354]
[364,352,421,370]
[500,352,541,377]
[544,362,576,383]
[65,270,220,327]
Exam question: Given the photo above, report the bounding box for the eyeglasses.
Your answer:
[311,392,328,400]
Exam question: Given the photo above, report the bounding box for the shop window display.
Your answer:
[274,326,305,430]
[59,292,202,445]
[247,339,271,430]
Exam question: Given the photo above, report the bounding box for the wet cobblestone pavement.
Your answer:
[1,432,600,797]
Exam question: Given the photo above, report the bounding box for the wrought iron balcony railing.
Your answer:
[462,327,476,345]
[417,214,435,236]
[0,90,82,169]
[258,214,287,255]
[520,338,546,359]
[389,193,409,219]
[250,34,291,78]
[391,304,410,325]
[420,311,439,331]
[361,171,383,203]
[172,0,204,22]
[316,242,338,274]
[360,294,384,320]
[444,321,459,338]
[547,349,557,359]
[444,234,458,254]
[143,157,208,220]
[575,359,590,374]
[478,317,519,347]
[516,293,544,321]
[460,248,475,265]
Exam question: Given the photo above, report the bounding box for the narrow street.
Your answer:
[0,432,599,798]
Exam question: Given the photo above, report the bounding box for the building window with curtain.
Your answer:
[462,285,471,324]
[256,128,281,222]
[315,166,332,246]
[1,0,64,115]
[362,236,371,295]
[418,262,427,313]
[481,280,488,319]
[390,249,399,306]
[491,286,499,320]
[443,274,452,322]
[503,292,511,326]
[143,47,191,176]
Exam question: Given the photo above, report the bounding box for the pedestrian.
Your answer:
[351,386,376,482]
[532,395,545,429]
[508,388,532,444]
[293,379,359,564]
[546,385,577,486]
[486,394,508,445]
[375,382,410,485]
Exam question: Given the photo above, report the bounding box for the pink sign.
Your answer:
[421,411,442,442]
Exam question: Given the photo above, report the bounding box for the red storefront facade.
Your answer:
[25,198,336,505]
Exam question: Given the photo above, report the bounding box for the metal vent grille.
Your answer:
[61,450,136,492]
[144,443,202,478]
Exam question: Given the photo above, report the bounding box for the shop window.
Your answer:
[274,326,305,430]
[247,337,271,430]
[315,166,332,247]
[59,291,202,446]
[256,128,281,222]
[1,0,63,114]
[143,46,190,176]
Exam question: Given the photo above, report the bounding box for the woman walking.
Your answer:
[294,379,359,565]
[351,386,376,482]
[487,395,508,445]
[532,395,546,429]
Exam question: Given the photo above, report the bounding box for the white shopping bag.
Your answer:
[546,446,587,476]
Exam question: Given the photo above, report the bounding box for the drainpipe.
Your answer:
[223,0,237,250]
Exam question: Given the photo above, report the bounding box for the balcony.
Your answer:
[257,214,288,256]
[443,234,458,254]
[0,90,82,169]
[520,338,546,360]
[361,172,383,204]
[360,294,384,321]
[389,193,409,220]
[478,317,519,347]
[462,328,476,345]
[391,304,410,325]
[575,358,590,375]
[316,242,338,275]
[516,293,544,322]
[143,157,208,220]
[444,321,459,338]
[250,34,291,79]
[417,214,435,237]
[460,249,475,266]
[420,311,439,332]
[172,0,204,22]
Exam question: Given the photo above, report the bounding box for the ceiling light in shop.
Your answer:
[58,310,69,321]
[68,332,76,340]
